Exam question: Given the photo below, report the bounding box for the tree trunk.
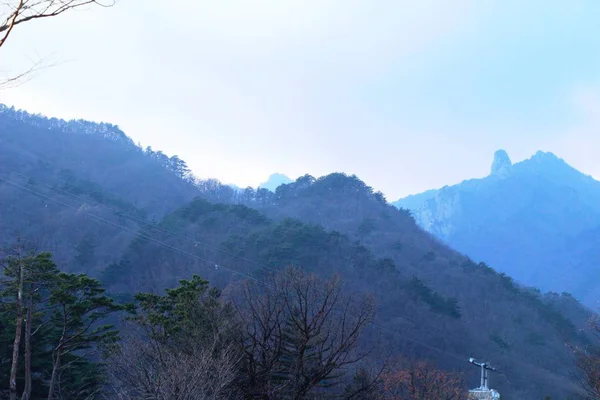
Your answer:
[21,282,34,400]
[9,262,25,400]
[47,346,61,400]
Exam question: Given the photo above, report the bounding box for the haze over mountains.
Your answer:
[0,104,596,398]
[258,173,292,192]
[394,149,600,307]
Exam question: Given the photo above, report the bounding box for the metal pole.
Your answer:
[483,366,488,389]
[480,363,485,388]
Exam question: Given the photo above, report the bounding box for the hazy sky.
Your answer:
[2,0,600,199]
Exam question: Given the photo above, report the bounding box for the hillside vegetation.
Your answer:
[0,105,595,398]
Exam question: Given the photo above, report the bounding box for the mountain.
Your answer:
[0,104,207,274]
[258,173,292,192]
[0,105,595,398]
[108,174,592,398]
[393,149,600,306]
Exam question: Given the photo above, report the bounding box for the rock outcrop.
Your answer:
[490,149,512,178]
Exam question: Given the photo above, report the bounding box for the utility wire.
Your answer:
[0,175,259,283]
[0,171,581,382]
[0,174,470,359]
[0,167,477,340]
[0,173,582,396]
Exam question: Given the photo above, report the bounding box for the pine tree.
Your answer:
[0,242,57,400]
[2,245,119,399]
[46,273,122,400]
[20,252,59,400]
[130,274,235,352]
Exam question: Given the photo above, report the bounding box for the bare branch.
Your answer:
[0,54,57,89]
[233,266,376,399]
[570,317,600,399]
[0,0,115,87]
[0,0,115,42]
[0,0,23,48]
[104,330,242,400]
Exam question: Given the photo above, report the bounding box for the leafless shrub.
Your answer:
[104,329,242,400]
[380,359,467,400]
[571,317,600,399]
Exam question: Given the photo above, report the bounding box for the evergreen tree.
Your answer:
[46,273,122,400]
[105,275,240,399]
[1,245,120,399]
[130,274,235,349]
[1,242,58,400]
[74,236,96,268]
[20,252,59,400]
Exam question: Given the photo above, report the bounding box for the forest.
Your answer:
[0,243,472,399]
[1,106,600,399]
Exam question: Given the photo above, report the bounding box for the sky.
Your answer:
[2,0,600,199]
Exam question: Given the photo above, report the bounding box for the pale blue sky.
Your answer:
[2,0,600,199]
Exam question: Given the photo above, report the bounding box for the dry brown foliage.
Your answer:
[379,360,467,400]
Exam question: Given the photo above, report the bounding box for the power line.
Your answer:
[0,173,582,396]
[0,175,259,283]
[2,166,297,275]
[0,172,581,376]
[0,175,471,357]
[3,170,587,341]
[0,167,478,340]
[6,168,560,373]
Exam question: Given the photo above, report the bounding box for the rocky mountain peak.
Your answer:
[490,149,512,178]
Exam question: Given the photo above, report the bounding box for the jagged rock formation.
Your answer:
[394,149,600,306]
[490,149,512,178]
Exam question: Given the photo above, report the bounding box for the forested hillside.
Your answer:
[394,149,600,307]
[0,106,596,398]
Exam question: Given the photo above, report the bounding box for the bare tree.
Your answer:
[343,366,386,400]
[572,317,600,399]
[105,329,242,400]
[234,266,376,399]
[0,0,115,86]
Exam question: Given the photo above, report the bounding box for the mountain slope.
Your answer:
[0,107,594,398]
[0,104,201,272]
[0,105,200,215]
[108,191,590,399]
[393,149,600,306]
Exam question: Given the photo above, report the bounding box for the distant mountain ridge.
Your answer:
[258,173,292,192]
[394,149,600,306]
[0,104,134,145]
